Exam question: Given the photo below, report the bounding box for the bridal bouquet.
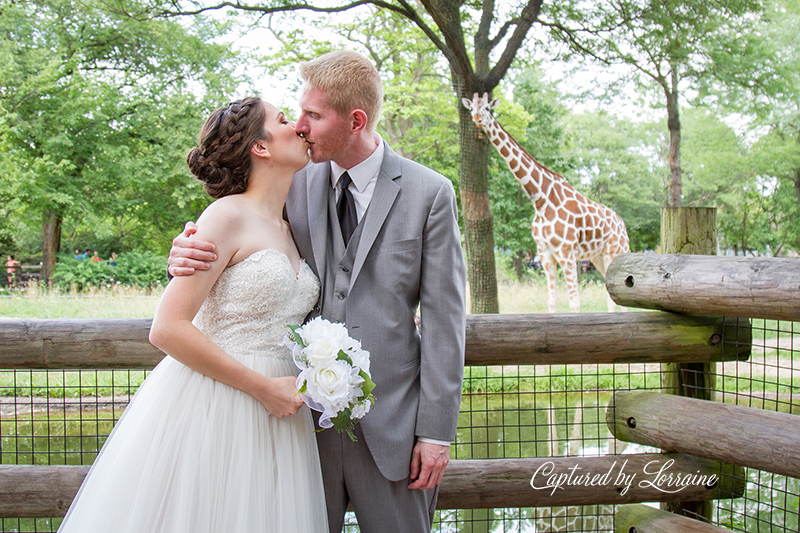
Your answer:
[284,318,375,441]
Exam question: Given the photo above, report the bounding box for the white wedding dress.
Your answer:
[58,249,329,533]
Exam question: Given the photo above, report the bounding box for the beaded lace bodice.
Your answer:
[193,249,319,360]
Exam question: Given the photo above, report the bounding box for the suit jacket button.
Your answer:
[341,266,349,272]
[337,293,346,300]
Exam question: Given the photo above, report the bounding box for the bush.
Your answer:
[53,251,168,291]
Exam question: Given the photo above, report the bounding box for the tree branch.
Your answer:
[485,0,540,88]
[156,0,399,18]
[419,0,474,88]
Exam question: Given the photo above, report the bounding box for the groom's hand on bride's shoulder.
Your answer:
[168,221,218,277]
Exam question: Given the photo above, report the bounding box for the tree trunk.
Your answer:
[512,251,525,281]
[41,210,62,286]
[665,71,682,208]
[458,92,499,314]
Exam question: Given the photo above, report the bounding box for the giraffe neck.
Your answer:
[481,118,567,207]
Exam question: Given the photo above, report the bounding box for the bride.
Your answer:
[57,97,328,532]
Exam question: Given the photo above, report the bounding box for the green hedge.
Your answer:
[52,251,168,291]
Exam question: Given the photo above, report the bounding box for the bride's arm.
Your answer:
[149,201,303,418]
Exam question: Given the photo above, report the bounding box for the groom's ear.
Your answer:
[350,109,368,135]
[251,139,271,159]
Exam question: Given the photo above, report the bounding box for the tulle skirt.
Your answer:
[58,353,329,533]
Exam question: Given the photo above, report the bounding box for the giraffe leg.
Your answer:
[561,257,580,313]
[601,251,625,312]
[541,253,559,313]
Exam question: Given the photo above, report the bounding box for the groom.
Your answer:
[169,50,466,532]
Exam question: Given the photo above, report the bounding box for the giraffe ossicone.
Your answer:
[462,92,630,312]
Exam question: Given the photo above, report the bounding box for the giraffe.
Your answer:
[462,92,630,312]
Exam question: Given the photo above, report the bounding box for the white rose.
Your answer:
[304,337,340,368]
[346,345,371,376]
[299,318,349,347]
[306,360,358,412]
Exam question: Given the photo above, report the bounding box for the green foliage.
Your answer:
[562,110,664,252]
[0,0,241,268]
[51,252,168,291]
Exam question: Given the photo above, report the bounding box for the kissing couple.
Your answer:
[57,49,466,533]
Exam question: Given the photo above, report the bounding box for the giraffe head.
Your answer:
[461,92,498,131]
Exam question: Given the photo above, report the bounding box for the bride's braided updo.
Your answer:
[187,97,270,199]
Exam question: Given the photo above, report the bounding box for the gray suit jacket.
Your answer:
[285,141,466,481]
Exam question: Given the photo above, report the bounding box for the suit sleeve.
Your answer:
[415,179,466,442]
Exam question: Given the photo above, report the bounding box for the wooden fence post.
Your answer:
[660,206,717,520]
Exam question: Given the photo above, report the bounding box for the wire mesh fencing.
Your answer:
[0,317,797,532]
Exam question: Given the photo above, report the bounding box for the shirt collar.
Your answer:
[330,134,384,192]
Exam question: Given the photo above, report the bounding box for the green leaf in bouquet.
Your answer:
[359,371,376,398]
[286,324,305,347]
[330,409,359,442]
[336,350,353,366]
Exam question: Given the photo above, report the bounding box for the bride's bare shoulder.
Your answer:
[197,195,247,225]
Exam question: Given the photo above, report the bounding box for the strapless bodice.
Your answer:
[193,249,320,360]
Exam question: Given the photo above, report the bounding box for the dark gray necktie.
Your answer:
[337,171,357,244]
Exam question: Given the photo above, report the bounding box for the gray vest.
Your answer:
[321,185,365,324]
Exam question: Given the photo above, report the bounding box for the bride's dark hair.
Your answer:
[187,97,270,199]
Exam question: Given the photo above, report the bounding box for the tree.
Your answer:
[161,0,546,314]
[0,106,23,251]
[542,0,763,207]
[0,0,239,282]
[702,0,800,254]
[261,6,461,182]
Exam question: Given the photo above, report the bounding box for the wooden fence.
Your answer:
[0,253,798,531]
[1,265,40,287]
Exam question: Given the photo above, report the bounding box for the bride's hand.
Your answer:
[254,376,305,418]
[168,221,218,277]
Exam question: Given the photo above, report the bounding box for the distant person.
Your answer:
[5,255,19,285]
[73,249,84,260]
[83,249,91,260]
[91,251,102,263]
[107,252,117,267]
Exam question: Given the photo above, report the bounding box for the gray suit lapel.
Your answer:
[350,144,401,287]
[306,165,331,279]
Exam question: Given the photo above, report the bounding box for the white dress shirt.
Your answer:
[330,134,384,221]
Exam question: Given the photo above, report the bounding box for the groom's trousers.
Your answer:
[317,423,438,533]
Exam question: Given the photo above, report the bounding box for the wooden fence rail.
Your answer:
[608,390,800,480]
[0,312,751,369]
[0,453,744,518]
[606,253,800,322]
[615,504,734,533]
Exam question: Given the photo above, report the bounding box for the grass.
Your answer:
[1,274,611,318]
[0,283,162,318]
